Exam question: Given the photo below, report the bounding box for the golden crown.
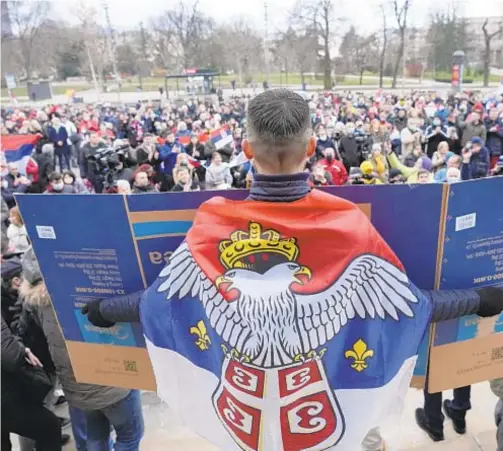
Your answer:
[219,222,299,270]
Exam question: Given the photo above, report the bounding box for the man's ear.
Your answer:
[306,136,316,158]
[243,139,254,160]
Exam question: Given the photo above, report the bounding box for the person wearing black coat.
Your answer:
[32,144,55,190]
[339,134,360,171]
[0,238,65,451]
[186,135,206,181]
[1,315,65,451]
[47,116,71,171]
[185,137,205,161]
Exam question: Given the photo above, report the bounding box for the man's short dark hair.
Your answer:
[247,89,311,148]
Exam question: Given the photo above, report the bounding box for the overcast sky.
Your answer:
[52,0,503,35]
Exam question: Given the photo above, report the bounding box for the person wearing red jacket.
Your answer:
[318,147,348,185]
[78,113,99,135]
[25,158,39,183]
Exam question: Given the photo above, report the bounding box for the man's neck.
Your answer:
[248,173,311,203]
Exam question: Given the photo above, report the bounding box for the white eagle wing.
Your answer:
[156,242,251,349]
[295,254,418,352]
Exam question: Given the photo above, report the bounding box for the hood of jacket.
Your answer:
[19,279,50,308]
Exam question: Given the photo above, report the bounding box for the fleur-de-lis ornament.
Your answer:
[190,320,211,351]
[344,338,374,372]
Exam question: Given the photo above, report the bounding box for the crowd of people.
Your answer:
[1,87,503,450]
[1,88,502,204]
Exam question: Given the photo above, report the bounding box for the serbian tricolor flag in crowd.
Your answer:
[1,134,40,175]
[178,127,233,150]
[140,189,432,450]
[209,126,233,150]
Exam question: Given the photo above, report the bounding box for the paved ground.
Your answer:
[11,381,496,450]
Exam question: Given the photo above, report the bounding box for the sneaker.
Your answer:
[58,416,71,428]
[415,408,444,442]
[443,399,466,434]
[61,433,71,446]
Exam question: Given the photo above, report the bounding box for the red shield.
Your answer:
[213,358,344,451]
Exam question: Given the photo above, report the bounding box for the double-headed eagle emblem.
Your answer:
[157,222,418,368]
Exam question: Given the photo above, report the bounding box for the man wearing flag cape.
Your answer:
[84,90,503,451]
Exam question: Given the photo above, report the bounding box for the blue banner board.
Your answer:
[16,180,501,390]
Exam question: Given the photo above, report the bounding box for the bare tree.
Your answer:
[74,3,105,95]
[160,0,210,68]
[8,1,51,78]
[379,4,388,88]
[482,18,503,87]
[290,0,336,90]
[213,18,264,82]
[150,15,181,69]
[355,34,378,85]
[391,0,411,89]
[318,0,333,90]
[274,26,317,83]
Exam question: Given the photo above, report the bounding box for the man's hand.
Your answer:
[25,348,43,367]
[57,141,63,146]
[462,148,472,163]
[476,286,503,317]
[81,299,116,328]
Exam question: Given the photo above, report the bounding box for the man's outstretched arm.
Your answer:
[424,286,502,322]
[82,286,503,327]
[82,290,144,327]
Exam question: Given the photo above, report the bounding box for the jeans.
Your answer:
[423,385,471,432]
[56,152,71,171]
[68,405,89,451]
[76,390,144,451]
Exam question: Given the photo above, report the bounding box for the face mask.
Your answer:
[319,134,327,139]
[52,182,64,191]
[326,155,333,162]
[447,177,459,184]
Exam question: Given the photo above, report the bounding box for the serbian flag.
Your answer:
[140,189,432,450]
[210,126,233,150]
[1,134,39,175]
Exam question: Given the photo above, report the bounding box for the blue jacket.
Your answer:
[484,118,503,157]
[47,126,70,155]
[158,141,185,174]
[461,146,490,180]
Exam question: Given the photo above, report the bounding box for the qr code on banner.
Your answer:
[492,347,503,361]
[455,213,476,232]
[36,225,56,240]
[123,360,138,372]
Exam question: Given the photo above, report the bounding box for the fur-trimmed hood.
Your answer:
[19,280,50,307]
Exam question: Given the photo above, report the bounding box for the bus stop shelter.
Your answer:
[164,69,220,97]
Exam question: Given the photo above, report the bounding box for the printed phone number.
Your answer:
[75,287,125,295]
[473,273,503,284]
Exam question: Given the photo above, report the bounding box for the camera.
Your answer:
[86,145,129,190]
[354,130,372,160]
